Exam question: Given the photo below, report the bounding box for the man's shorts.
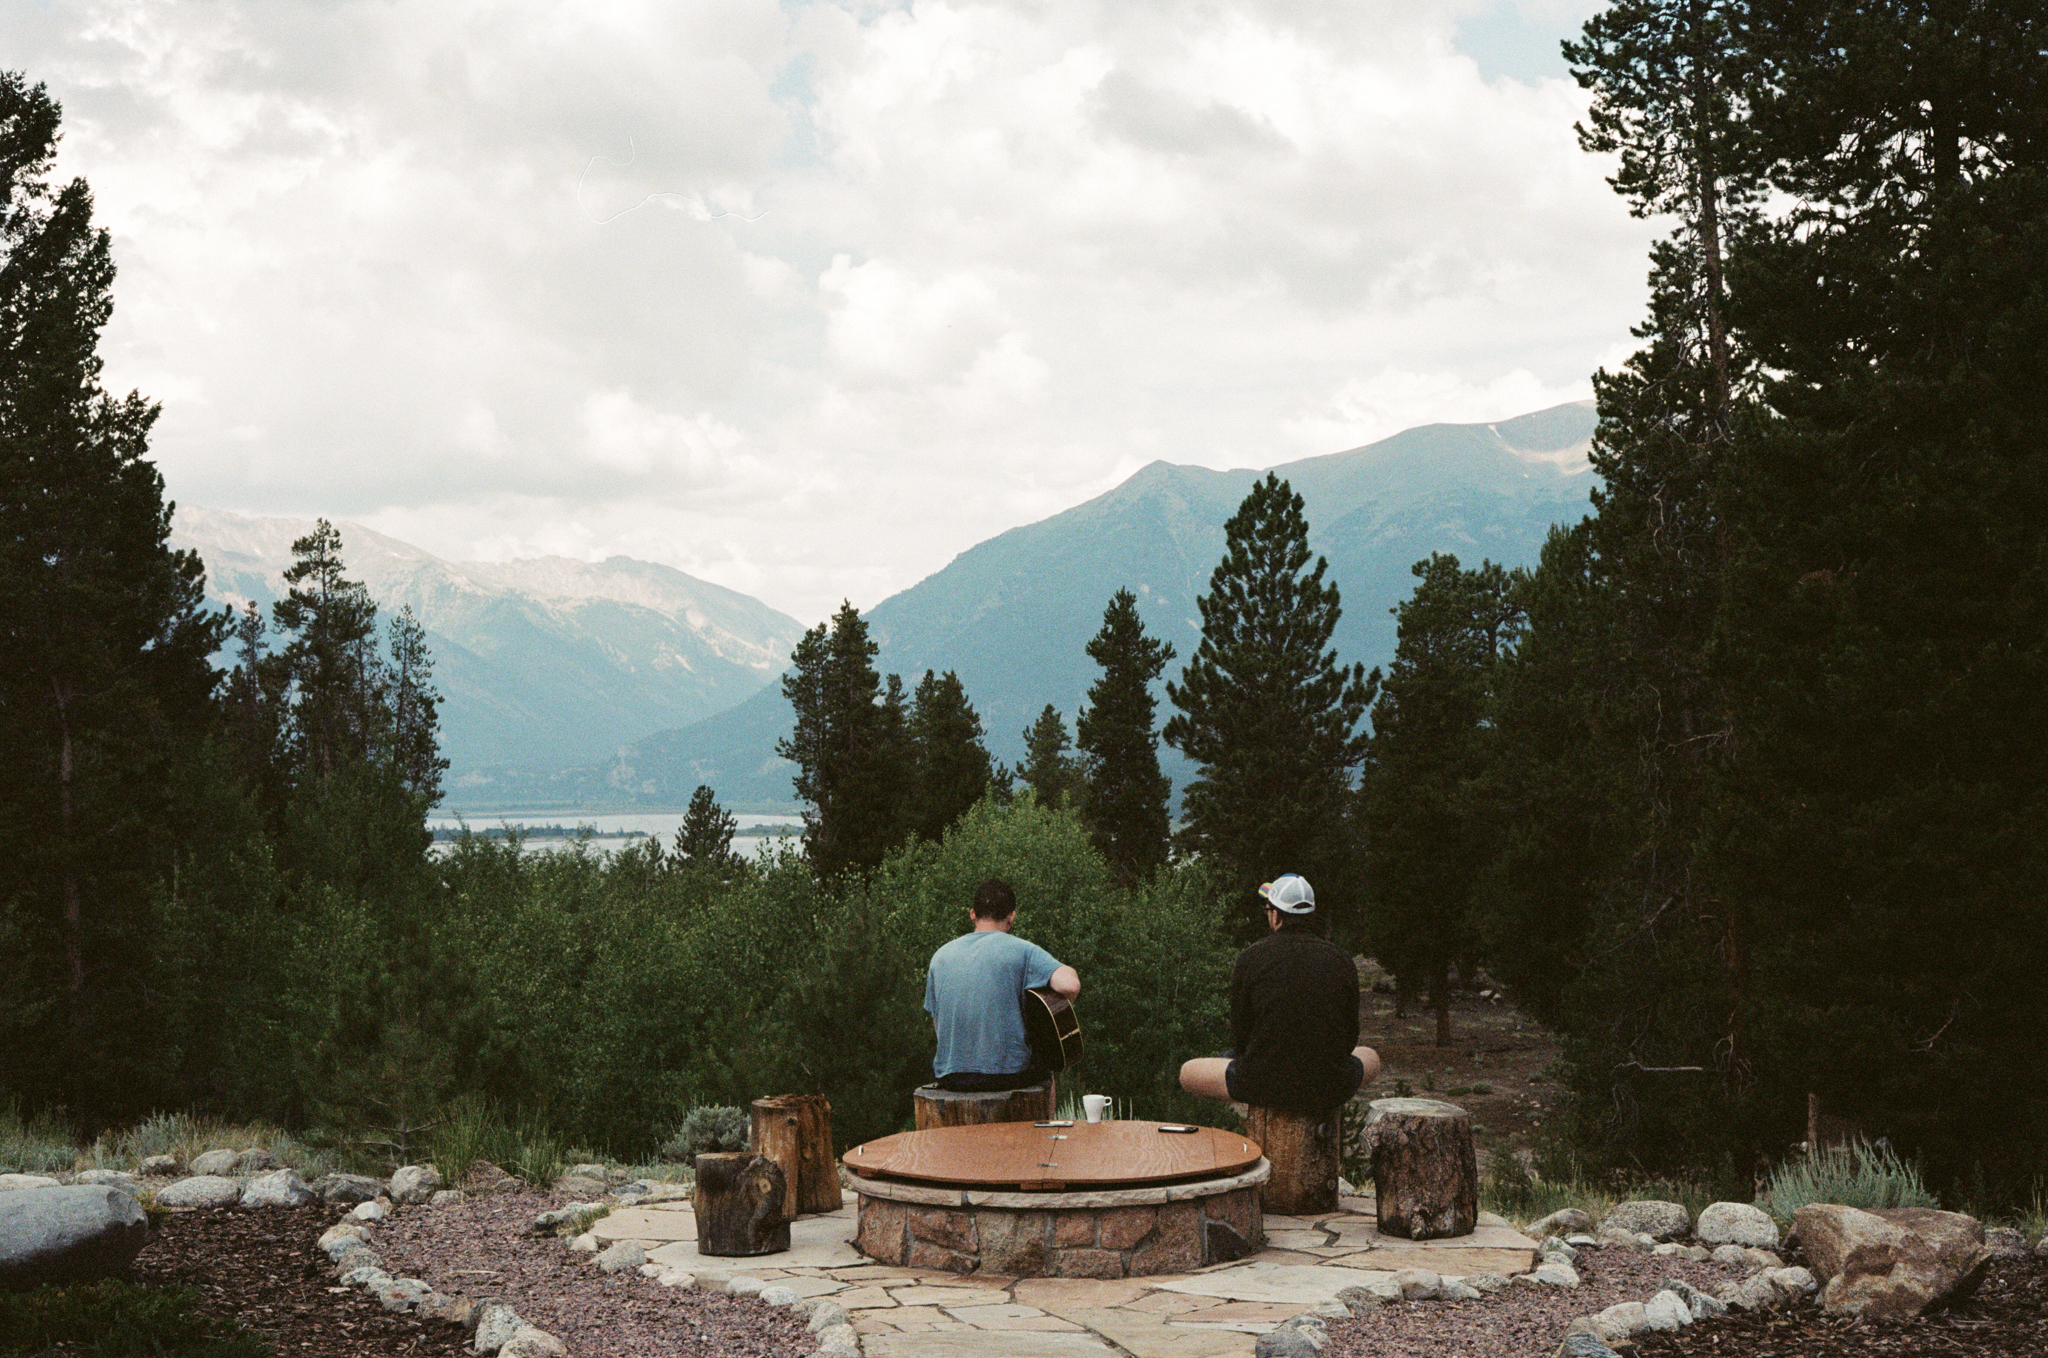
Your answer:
[1223,1053,1367,1109]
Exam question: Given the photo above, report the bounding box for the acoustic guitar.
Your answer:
[1022,985,1084,1072]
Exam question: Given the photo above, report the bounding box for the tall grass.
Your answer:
[430,1098,565,1188]
[0,1101,76,1174]
[1760,1138,1938,1224]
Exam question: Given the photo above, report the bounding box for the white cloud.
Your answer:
[17,0,1649,626]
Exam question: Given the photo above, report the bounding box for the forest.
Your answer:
[5,0,2045,1210]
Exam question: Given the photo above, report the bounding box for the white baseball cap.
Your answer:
[1258,874,1315,914]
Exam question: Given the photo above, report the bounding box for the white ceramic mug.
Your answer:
[1082,1094,1109,1123]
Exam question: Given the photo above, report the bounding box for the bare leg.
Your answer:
[1179,1057,1232,1101]
[1355,1046,1381,1086]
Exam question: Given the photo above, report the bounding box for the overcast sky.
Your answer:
[17,0,1649,625]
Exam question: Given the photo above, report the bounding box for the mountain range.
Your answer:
[379,400,1601,811]
[170,507,807,778]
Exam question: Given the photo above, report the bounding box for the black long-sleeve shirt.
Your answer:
[1227,929,1361,1113]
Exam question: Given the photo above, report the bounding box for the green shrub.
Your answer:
[1762,1138,1939,1224]
[661,1106,749,1166]
[0,1100,75,1174]
[0,1280,270,1357]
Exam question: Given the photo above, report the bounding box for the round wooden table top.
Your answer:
[844,1120,1263,1190]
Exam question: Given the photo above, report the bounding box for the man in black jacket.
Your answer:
[1179,874,1380,1111]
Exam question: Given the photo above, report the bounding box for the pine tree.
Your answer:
[1163,475,1376,937]
[1076,590,1175,884]
[0,71,225,1121]
[1359,555,1523,1046]
[777,602,913,876]
[907,670,994,842]
[673,784,742,873]
[1019,704,1084,810]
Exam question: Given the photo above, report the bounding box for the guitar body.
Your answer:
[1022,985,1084,1072]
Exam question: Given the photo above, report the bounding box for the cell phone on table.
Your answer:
[1157,1124,1199,1133]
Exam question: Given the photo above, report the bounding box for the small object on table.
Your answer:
[1363,1097,1478,1240]
[749,1093,840,1216]
[692,1152,790,1256]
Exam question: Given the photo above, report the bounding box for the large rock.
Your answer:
[156,1175,243,1209]
[1793,1205,1988,1320]
[232,1148,280,1174]
[0,1185,149,1288]
[188,1149,240,1176]
[474,1302,525,1354]
[1697,1201,1778,1250]
[0,1175,63,1192]
[138,1155,181,1177]
[1529,1207,1597,1238]
[388,1164,443,1205]
[313,1173,385,1205]
[1603,1200,1692,1242]
[241,1169,316,1208]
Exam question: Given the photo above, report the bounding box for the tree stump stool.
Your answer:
[692,1152,789,1256]
[912,1082,1054,1131]
[1238,1104,1342,1215]
[750,1094,840,1217]
[1363,1097,1477,1239]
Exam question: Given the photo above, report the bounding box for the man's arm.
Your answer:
[1049,964,1080,999]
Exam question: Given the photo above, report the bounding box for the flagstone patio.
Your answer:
[590,1188,1540,1357]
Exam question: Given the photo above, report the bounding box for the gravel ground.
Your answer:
[131,1205,471,1357]
[1323,1250,1742,1358]
[374,1189,817,1358]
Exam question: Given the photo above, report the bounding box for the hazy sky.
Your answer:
[16,0,1649,625]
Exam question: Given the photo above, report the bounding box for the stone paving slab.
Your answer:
[1150,1261,1397,1305]
[866,1332,1119,1357]
[592,1207,695,1242]
[1323,1245,1534,1276]
[1052,1308,1258,1358]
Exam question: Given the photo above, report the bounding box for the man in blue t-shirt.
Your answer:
[924,880,1081,1091]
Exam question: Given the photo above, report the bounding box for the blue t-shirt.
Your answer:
[924,930,1061,1078]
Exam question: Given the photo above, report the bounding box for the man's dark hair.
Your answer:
[1272,910,1325,936]
[973,880,1018,920]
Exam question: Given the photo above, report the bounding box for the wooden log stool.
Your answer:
[1362,1097,1477,1239]
[1238,1104,1343,1215]
[750,1094,841,1217]
[912,1082,1054,1131]
[692,1152,789,1256]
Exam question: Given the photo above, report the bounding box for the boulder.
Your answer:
[156,1175,243,1209]
[75,1169,137,1187]
[1641,1291,1691,1330]
[1529,1207,1597,1238]
[1793,1204,1989,1320]
[316,1222,369,1257]
[0,1185,149,1288]
[350,1198,391,1222]
[0,1175,63,1192]
[241,1170,316,1208]
[188,1149,239,1176]
[1984,1227,2027,1257]
[428,1189,464,1207]
[1552,1335,1622,1358]
[314,1173,385,1205]
[138,1155,181,1177]
[388,1164,443,1205]
[1254,1325,1323,1358]
[1392,1268,1443,1300]
[1657,1277,1727,1320]
[552,1174,606,1197]
[373,1277,433,1312]
[232,1149,280,1174]
[595,1242,646,1274]
[806,1301,851,1332]
[500,1327,568,1358]
[1697,1201,1778,1250]
[567,1162,611,1182]
[1589,1301,1646,1340]
[418,1291,477,1326]
[1603,1200,1692,1242]
[474,1302,524,1354]
[1523,1260,1580,1288]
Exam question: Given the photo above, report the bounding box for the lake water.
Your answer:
[428,810,803,859]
